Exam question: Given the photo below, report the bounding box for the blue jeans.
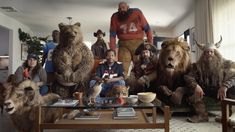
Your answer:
[39,85,49,96]
[89,80,125,97]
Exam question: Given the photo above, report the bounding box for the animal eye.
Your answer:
[16,93,23,98]
[176,51,180,56]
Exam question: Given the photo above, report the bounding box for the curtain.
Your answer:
[212,0,235,61]
[194,0,214,59]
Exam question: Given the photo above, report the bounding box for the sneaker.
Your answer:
[187,115,209,123]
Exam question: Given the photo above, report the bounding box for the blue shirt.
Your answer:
[95,61,124,79]
[43,41,58,72]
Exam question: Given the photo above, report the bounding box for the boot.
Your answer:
[170,87,185,105]
[187,99,209,123]
[187,114,209,123]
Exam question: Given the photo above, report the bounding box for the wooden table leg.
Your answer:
[152,107,157,123]
[164,106,170,132]
[35,106,43,132]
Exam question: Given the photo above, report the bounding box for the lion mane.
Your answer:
[156,39,191,90]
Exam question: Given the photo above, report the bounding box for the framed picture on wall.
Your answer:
[21,43,28,60]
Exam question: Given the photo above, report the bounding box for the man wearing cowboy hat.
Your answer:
[126,43,158,94]
[91,29,109,60]
[184,36,235,123]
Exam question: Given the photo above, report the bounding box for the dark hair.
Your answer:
[105,49,116,56]
[23,59,42,79]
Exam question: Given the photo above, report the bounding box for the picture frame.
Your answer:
[21,43,28,60]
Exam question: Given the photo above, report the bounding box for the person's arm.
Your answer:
[109,14,117,50]
[14,66,24,84]
[41,44,48,66]
[139,10,153,44]
[38,68,47,86]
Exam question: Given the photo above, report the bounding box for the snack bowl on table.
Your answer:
[137,92,156,103]
[125,96,138,104]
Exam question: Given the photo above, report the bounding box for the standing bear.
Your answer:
[52,22,94,97]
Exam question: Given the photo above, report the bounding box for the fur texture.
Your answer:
[156,38,191,91]
[52,22,94,86]
[4,80,62,132]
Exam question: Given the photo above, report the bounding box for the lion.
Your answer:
[155,38,191,105]
[52,22,94,97]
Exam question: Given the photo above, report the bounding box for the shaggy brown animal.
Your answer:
[4,80,61,132]
[52,22,94,87]
[155,39,191,105]
[0,74,16,114]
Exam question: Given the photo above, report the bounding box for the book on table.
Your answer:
[74,112,101,120]
[116,107,136,117]
[51,99,79,107]
[113,110,138,120]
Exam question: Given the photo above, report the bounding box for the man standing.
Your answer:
[110,1,153,77]
[91,29,108,60]
[184,37,235,123]
[42,30,59,84]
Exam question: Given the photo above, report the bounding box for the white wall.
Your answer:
[173,10,196,62]
[0,12,31,74]
[0,27,9,55]
[173,10,195,37]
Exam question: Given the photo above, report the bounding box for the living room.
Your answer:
[0,0,235,131]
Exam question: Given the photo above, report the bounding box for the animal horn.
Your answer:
[17,80,39,90]
[194,39,205,50]
[214,35,222,48]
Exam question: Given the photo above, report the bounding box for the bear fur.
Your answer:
[52,22,94,87]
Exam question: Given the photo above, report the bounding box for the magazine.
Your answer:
[74,112,101,120]
[116,107,136,117]
[112,111,138,120]
[51,99,79,107]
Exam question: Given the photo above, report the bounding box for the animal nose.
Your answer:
[168,57,173,61]
[4,101,10,107]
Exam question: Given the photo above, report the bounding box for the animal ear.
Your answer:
[58,23,65,30]
[184,45,190,51]
[24,87,35,102]
[74,22,81,27]
[161,42,167,49]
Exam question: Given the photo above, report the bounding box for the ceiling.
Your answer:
[0,0,194,42]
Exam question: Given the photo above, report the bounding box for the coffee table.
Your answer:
[35,97,170,132]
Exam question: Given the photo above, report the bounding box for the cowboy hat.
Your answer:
[135,43,157,55]
[94,29,105,37]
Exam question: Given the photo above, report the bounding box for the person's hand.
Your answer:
[23,68,30,78]
[217,86,227,100]
[195,85,204,100]
[103,78,111,84]
[141,64,147,70]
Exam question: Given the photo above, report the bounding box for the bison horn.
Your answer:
[214,35,222,48]
[194,39,205,50]
[17,80,39,91]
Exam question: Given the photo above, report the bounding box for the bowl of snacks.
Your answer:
[137,92,156,103]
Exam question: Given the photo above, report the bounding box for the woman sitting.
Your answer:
[15,53,48,95]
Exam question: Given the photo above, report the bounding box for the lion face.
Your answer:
[159,39,191,73]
